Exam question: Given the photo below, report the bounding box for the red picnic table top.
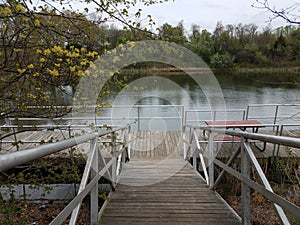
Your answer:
[204,119,264,129]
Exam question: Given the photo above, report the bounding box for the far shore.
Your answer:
[121,66,300,75]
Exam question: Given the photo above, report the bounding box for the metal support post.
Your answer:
[111,132,117,188]
[208,130,214,188]
[90,137,98,225]
[241,138,251,225]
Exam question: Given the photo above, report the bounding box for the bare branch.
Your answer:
[253,0,300,25]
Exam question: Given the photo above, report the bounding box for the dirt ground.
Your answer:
[1,196,299,225]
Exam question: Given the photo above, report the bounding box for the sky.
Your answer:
[134,0,297,33]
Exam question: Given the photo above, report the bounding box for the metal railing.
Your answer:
[184,109,246,126]
[182,125,300,225]
[246,104,300,125]
[0,125,132,225]
[2,104,185,131]
[96,105,184,130]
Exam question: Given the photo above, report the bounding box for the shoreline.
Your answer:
[121,66,300,75]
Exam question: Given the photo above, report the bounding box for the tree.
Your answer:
[158,21,187,45]
[253,0,300,25]
[0,0,170,119]
[188,25,214,64]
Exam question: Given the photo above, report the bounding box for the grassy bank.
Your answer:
[120,65,300,75]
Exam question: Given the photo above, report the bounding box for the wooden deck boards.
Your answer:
[1,130,299,158]
[99,159,241,225]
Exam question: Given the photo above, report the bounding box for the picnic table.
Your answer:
[204,119,266,151]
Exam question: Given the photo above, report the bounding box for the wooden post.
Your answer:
[241,138,251,225]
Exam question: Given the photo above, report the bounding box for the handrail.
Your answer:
[184,109,246,125]
[0,125,128,171]
[0,125,131,225]
[183,124,300,225]
[246,104,300,125]
[2,104,185,131]
[191,125,300,148]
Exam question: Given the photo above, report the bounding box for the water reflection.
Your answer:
[100,72,300,130]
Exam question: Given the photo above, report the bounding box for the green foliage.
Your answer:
[0,199,27,225]
[210,52,236,69]
[156,21,300,69]
[0,154,85,201]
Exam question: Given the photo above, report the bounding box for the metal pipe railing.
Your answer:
[189,125,300,148]
[182,125,300,225]
[0,124,131,225]
[246,104,300,125]
[0,124,130,172]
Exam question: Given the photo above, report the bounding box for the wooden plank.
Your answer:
[99,160,240,225]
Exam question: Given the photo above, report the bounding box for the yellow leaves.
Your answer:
[66,51,80,58]
[13,48,21,53]
[52,45,64,55]
[127,41,135,46]
[27,64,34,69]
[55,63,60,67]
[1,7,12,15]
[40,58,46,63]
[17,68,26,74]
[16,4,26,13]
[27,93,37,99]
[78,70,84,76]
[44,49,51,56]
[36,49,42,54]
[47,68,59,77]
[69,66,76,72]
[21,17,29,24]
[112,56,120,63]
[34,19,41,27]
[0,52,2,57]
[86,51,98,57]
[104,41,110,47]
[80,60,87,66]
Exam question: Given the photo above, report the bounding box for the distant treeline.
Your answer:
[101,21,300,69]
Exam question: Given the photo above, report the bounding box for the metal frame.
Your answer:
[2,105,185,131]
[184,109,246,126]
[183,125,300,225]
[0,125,131,225]
[246,104,300,125]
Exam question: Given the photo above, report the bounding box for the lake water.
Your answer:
[99,71,300,130]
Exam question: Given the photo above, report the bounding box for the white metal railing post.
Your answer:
[137,106,141,131]
[208,130,214,188]
[181,105,184,130]
[12,127,19,151]
[183,126,187,159]
[243,141,290,225]
[245,105,250,119]
[127,126,132,159]
[111,131,117,188]
[90,137,98,225]
[241,137,251,225]
[192,148,197,171]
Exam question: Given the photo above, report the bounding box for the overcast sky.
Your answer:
[136,0,297,33]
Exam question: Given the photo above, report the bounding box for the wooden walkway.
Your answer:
[99,158,241,225]
[1,130,300,158]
